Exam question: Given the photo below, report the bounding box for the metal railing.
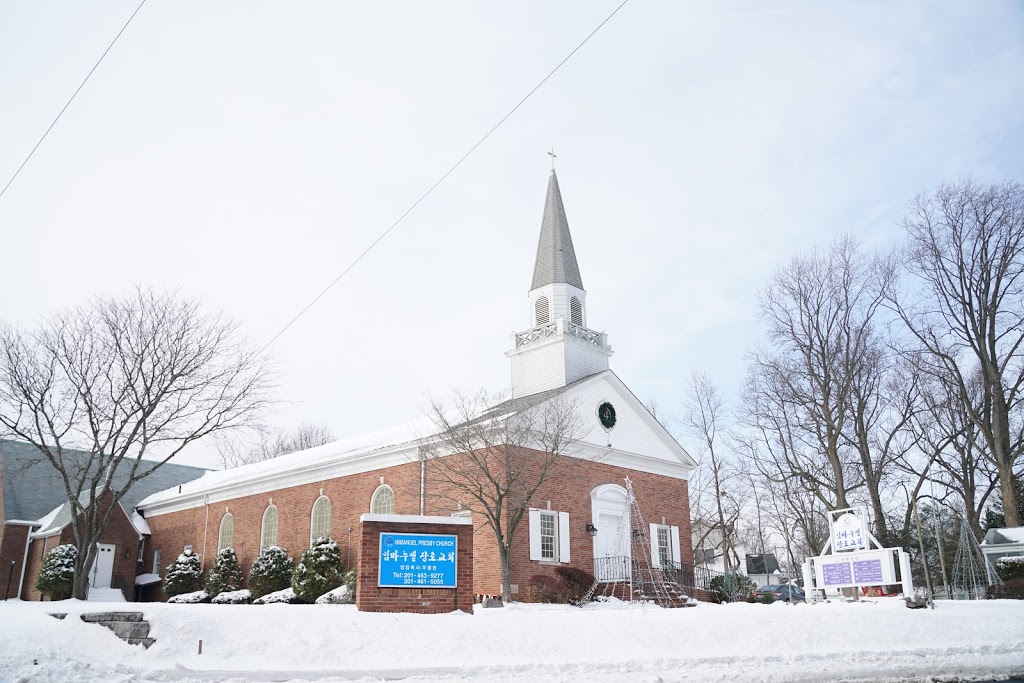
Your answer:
[593,555,726,598]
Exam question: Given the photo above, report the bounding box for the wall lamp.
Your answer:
[632,529,644,540]
[585,523,598,537]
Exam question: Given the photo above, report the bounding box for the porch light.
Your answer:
[585,523,598,537]
[632,529,644,540]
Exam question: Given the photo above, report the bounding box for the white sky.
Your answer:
[2,2,1023,467]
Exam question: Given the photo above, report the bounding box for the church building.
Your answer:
[137,170,698,601]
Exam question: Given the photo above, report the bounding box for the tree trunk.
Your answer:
[72,544,96,600]
[498,544,512,602]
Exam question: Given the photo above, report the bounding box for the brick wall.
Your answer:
[356,516,474,614]
[0,523,32,599]
[142,449,692,601]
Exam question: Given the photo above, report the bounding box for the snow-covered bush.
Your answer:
[247,546,294,598]
[709,573,756,604]
[995,555,1024,582]
[211,589,252,604]
[167,590,210,604]
[253,587,299,604]
[292,536,343,603]
[163,548,203,597]
[35,544,77,600]
[315,583,352,604]
[205,547,244,597]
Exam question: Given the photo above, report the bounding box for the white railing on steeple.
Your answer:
[514,319,607,348]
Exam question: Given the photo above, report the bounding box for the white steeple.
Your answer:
[507,170,613,398]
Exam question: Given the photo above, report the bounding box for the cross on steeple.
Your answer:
[547,148,557,171]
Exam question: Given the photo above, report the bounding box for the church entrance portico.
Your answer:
[591,484,630,581]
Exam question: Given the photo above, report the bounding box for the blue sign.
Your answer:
[378,533,458,588]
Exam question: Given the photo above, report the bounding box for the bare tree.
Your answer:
[889,179,1024,526]
[747,236,889,523]
[0,288,273,599]
[419,389,586,602]
[681,372,743,572]
[218,421,336,468]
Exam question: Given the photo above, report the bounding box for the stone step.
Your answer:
[78,612,155,648]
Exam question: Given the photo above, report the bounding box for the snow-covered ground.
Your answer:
[1,597,1022,683]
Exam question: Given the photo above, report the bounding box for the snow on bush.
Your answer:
[163,548,203,597]
[205,547,244,597]
[35,544,77,600]
[253,587,299,604]
[247,546,294,598]
[995,555,1024,582]
[292,536,343,603]
[211,589,252,604]
[315,584,351,604]
[167,590,210,604]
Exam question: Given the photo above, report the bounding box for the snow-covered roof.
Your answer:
[130,510,151,536]
[134,573,161,586]
[982,527,1024,546]
[137,418,436,515]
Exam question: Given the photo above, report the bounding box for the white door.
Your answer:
[90,544,115,589]
[595,513,629,580]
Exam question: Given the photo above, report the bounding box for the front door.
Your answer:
[595,512,629,581]
[90,544,115,589]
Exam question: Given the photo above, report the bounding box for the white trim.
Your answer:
[650,523,662,568]
[670,525,681,565]
[360,513,473,525]
[370,484,395,514]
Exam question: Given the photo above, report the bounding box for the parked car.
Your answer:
[754,584,805,601]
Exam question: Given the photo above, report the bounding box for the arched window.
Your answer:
[261,505,279,548]
[310,495,332,545]
[570,296,583,325]
[218,512,234,552]
[371,485,395,514]
[535,296,550,325]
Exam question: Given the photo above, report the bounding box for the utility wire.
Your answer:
[0,0,149,202]
[259,0,631,354]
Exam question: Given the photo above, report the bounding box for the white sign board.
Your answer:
[813,549,900,589]
[831,512,867,552]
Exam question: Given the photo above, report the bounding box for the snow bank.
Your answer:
[1,597,1022,682]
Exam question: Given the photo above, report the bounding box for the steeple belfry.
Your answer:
[507,169,613,398]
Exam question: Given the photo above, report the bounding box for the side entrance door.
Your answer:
[90,543,115,589]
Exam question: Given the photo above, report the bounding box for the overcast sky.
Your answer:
[2,2,1023,467]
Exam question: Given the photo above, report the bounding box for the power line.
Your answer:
[0,0,149,202]
[259,0,632,354]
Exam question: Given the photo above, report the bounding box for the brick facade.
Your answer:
[356,515,474,614]
[143,449,692,602]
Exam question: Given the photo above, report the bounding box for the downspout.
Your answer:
[419,458,425,516]
[16,524,35,599]
[201,495,210,571]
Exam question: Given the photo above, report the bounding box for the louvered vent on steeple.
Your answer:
[570,297,583,325]
[535,296,550,325]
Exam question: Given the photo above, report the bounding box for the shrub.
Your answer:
[986,578,1024,600]
[247,546,294,598]
[554,566,597,605]
[526,574,566,603]
[205,547,244,597]
[164,548,203,598]
[994,555,1024,582]
[758,592,776,605]
[36,544,77,600]
[211,589,252,604]
[292,537,343,603]
[253,587,299,604]
[167,589,210,604]
[709,573,756,604]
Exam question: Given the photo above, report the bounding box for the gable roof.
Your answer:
[0,440,208,523]
[531,170,584,290]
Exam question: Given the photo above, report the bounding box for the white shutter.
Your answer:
[529,509,543,561]
[558,511,571,563]
[650,523,661,568]
[670,526,681,566]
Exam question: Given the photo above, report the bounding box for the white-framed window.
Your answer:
[310,495,332,545]
[535,296,550,325]
[261,505,279,548]
[137,538,145,563]
[529,509,570,563]
[371,485,395,514]
[218,512,234,552]
[570,296,583,325]
[153,549,162,576]
[649,523,681,568]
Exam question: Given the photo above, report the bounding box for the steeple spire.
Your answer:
[530,170,584,290]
